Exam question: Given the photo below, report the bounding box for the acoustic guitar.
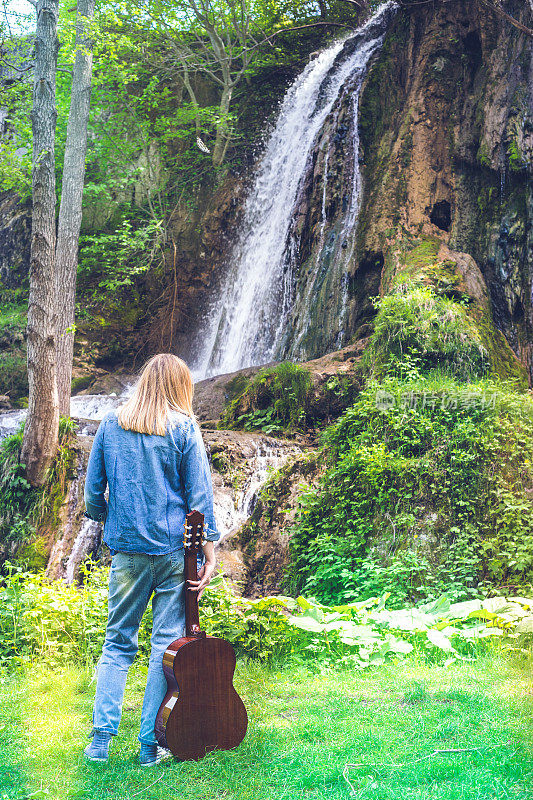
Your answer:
[154,509,248,760]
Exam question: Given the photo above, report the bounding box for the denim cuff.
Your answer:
[203,522,220,542]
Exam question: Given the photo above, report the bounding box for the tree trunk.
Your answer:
[55,0,95,416]
[212,84,233,167]
[22,0,60,487]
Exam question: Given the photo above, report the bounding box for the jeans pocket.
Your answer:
[111,552,137,582]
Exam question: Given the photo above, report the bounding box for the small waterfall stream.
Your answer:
[0,393,129,440]
[0,386,298,582]
[193,2,397,379]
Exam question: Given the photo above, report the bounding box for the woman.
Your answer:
[83,354,219,766]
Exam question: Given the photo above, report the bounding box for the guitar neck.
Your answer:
[184,546,203,637]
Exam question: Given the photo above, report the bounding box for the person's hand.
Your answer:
[187,541,216,599]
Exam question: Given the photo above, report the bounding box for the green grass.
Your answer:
[1,655,533,799]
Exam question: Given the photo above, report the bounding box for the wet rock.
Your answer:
[47,437,103,583]
[234,450,321,596]
[76,370,136,397]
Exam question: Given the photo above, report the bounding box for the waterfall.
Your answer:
[193,2,397,380]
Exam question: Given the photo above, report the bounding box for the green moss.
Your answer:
[476,140,491,168]
[508,137,526,172]
[372,235,527,387]
[403,237,441,269]
[363,283,489,382]
[474,314,529,390]
[15,536,48,571]
[71,375,93,394]
[476,186,496,215]
[211,452,230,473]
[224,373,250,403]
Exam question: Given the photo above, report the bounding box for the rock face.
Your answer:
[352,0,532,379]
[46,436,103,582]
[0,191,31,289]
[234,450,321,596]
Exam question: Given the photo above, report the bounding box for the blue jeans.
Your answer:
[92,550,185,746]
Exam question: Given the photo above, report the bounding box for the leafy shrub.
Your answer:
[0,564,530,670]
[287,376,533,606]
[0,429,36,545]
[220,362,312,433]
[0,354,28,402]
[78,216,165,297]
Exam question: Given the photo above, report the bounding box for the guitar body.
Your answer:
[155,510,248,761]
[155,635,248,760]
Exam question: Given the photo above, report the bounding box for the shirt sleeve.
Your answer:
[179,420,220,542]
[84,417,108,522]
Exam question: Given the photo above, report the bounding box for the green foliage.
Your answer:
[78,216,165,295]
[0,77,32,198]
[0,353,28,402]
[288,377,533,606]
[0,428,36,545]
[0,302,28,402]
[2,562,531,671]
[362,283,489,381]
[220,362,312,433]
[0,419,76,551]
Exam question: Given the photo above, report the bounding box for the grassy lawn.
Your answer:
[1,655,533,800]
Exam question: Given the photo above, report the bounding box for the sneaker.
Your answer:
[84,730,112,762]
[139,743,172,767]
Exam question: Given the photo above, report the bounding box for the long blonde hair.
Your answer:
[117,353,195,435]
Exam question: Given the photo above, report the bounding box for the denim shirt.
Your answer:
[84,410,220,554]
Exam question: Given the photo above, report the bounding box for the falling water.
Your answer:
[0,391,131,440]
[193,2,397,379]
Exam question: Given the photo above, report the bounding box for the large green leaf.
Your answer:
[287,614,324,633]
[515,615,533,634]
[426,628,455,652]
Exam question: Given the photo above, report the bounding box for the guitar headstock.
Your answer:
[184,509,205,552]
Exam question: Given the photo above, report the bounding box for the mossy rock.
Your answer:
[211,452,230,473]
[15,536,49,571]
[71,375,93,394]
[374,235,529,388]
[474,313,529,390]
